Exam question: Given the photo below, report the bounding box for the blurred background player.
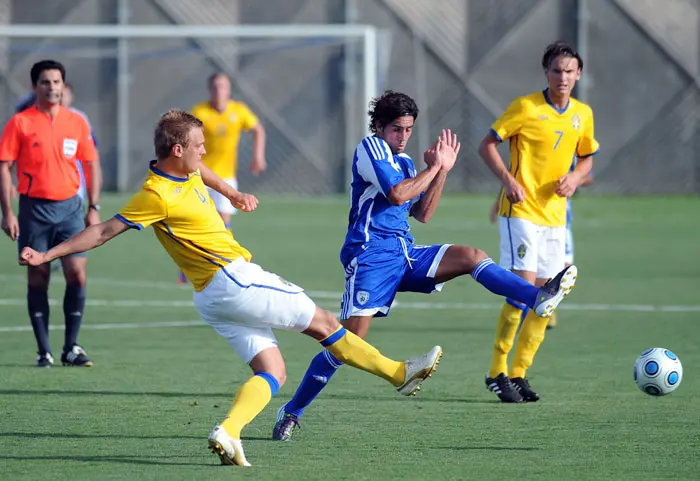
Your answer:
[0,60,101,367]
[180,72,267,285]
[479,41,599,403]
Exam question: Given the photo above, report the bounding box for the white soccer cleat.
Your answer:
[207,425,251,467]
[533,265,578,318]
[396,345,443,396]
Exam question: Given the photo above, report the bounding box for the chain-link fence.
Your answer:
[0,0,698,194]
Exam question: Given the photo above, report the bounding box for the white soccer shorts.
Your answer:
[206,177,238,215]
[498,216,566,279]
[193,258,316,364]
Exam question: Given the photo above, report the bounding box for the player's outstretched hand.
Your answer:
[555,172,580,198]
[423,139,441,170]
[19,247,47,267]
[230,192,259,212]
[437,129,461,172]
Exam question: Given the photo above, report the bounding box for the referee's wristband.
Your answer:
[88,204,101,212]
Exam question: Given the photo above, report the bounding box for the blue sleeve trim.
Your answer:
[320,327,347,347]
[113,214,144,230]
[578,148,600,158]
[489,129,503,143]
[255,372,280,396]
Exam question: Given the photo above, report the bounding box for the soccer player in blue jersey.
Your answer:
[272,91,578,440]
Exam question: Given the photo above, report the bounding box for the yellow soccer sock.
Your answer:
[322,327,405,386]
[221,373,278,439]
[489,302,524,378]
[510,309,549,379]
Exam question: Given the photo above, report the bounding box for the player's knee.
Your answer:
[459,246,488,273]
[494,339,515,354]
[27,267,50,290]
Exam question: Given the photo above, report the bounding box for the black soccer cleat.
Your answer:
[61,344,93,367]
[510,377,540,402]
[485,373,523,403]
[533,265,577,317]
[36,352,54,368]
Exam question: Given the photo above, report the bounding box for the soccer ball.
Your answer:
[633,348,683,396]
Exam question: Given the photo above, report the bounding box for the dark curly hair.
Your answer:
[542,41,583,71]
[368,90,419,134]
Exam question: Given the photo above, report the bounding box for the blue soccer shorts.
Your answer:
[339,238,452,320]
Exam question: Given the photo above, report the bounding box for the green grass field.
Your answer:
[0,194,698,480]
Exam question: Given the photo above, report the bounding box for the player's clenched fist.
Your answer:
[19,247,47,267]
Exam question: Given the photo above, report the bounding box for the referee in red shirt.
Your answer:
[0,60,101,367]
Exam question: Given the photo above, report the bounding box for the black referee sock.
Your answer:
[27,286,51,355]
[63,284,87,351]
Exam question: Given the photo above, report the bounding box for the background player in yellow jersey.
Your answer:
[479,41,598,403]
[18,109,442,467]
[191,72,267,227]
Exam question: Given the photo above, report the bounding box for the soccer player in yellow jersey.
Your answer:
[479,41,597,403]
[191,72,266,227]
[18,109,442,467]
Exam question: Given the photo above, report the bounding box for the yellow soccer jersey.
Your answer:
[190,100,259,179]
[492,90,599,226]
[115,161,252,290]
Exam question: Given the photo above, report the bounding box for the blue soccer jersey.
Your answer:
[340,136,419,266]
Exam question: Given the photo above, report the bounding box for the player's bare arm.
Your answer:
[250,123,267,176]
[555,155,593,198]
[19,217,129,267]
[198,161,259,212]
[0,160,19,240]
[410,129,461,223]
[479,132,526,203]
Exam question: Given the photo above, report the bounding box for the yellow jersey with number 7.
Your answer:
[491,89,599,227]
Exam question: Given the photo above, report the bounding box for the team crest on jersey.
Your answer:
[229,113,237,123]
[173,186,182,194]
[517,244,527,259]
[572,114,581,130]
[62,138,78,157]
[356,291,370,306]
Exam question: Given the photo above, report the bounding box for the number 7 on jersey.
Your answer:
[553,130,564,150]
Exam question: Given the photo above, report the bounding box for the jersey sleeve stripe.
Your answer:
[578,148,600,157]
[113,214,143,230]
[489,128,503,143]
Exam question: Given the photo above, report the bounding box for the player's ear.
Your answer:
[172,144,184,158]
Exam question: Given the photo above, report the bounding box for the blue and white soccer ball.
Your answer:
[633,348,683,396]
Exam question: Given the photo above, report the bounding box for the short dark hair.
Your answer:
[542,41,583,71]
[30,60,66,86]
[368,90,419,134]
[154,109,204,159]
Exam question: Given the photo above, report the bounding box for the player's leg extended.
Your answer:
[275,253,407,440]
[210,346,283,467]
[432,245,539,307]
[279,315,372,420]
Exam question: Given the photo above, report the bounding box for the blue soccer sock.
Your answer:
[284,350,343,418]
[471,258,539,308]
